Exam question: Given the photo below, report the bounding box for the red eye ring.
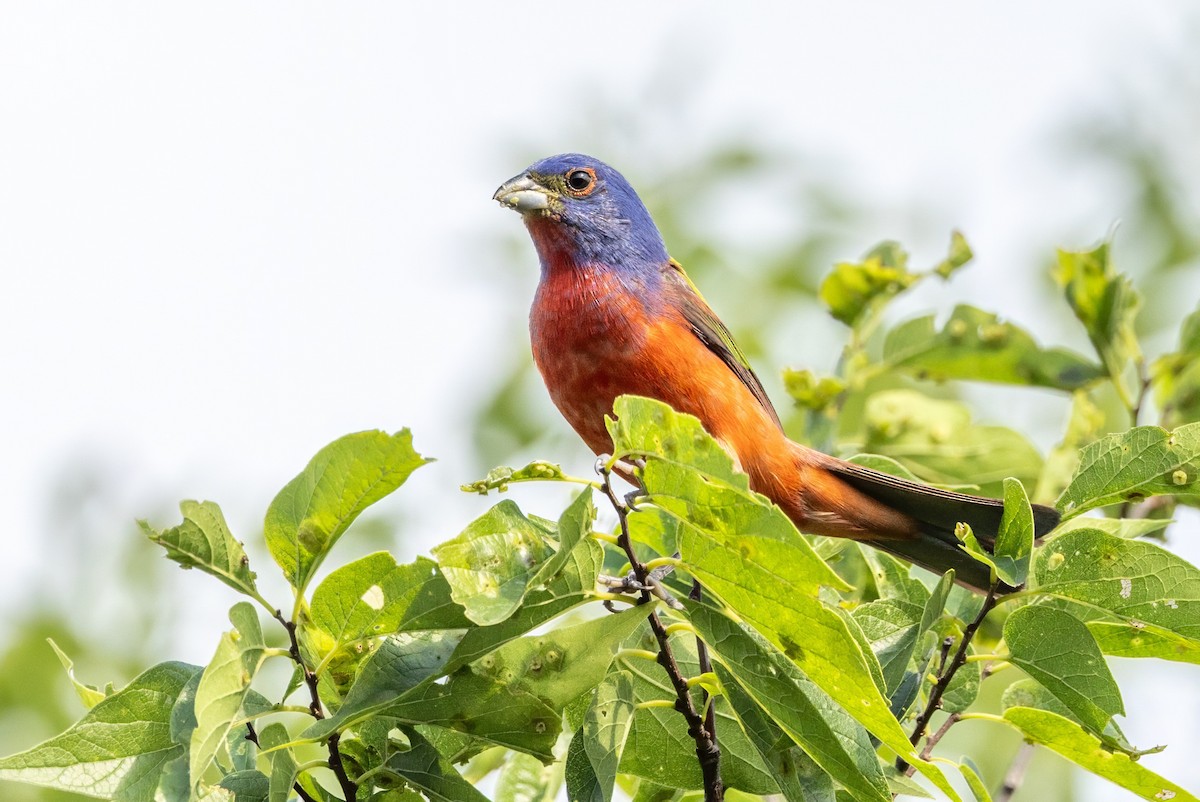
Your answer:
[565,167,597,196]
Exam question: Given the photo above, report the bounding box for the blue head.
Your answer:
[494,154,669,275]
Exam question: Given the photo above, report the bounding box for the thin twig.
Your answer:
[995,742,1036,802]
[599,463,723,802]
[689,580,718,760]
[1128,358,1152,428]
[272,610,359,802]
[898,583,1000,774]
[1118,361,1154,519]
[919,712,960,761]
[245,722,319,802]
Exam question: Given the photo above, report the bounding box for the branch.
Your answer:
[272,610,359,802]
[689,580,718,763]
[245,722,319,802]
[599,463,723,802]
[898,583,1000,774]
[996,742,1036,802]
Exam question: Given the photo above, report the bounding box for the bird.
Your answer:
[493,153,1059,592]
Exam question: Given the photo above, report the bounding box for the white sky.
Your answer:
[1,3,1197,800]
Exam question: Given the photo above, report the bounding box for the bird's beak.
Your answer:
[493,173,551,213]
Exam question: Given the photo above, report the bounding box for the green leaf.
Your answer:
[861,550,932,607]
[257,723,299,802]
[608,399,845,597]
[0,661,200,801]
[461,460,569,494]
[1054,240,1142,399]
[939,655,980,715]
[1087,621,1200,664]
[851,599,923,694]
[1003,707,1196,802]
[493,751,561,802]
[685,601,955,802]
[782,368,846,412]
[1050,514,1170,540]
[218,769,269,802]
[381,608,651,761]
[530,490,596,588]
[920,570,954,635]
[882,304,1102,390]
[191,602,268,787]
[720,671,836,802]
[431,500,558,626]
[264,429,430,591]
[1152,305,1200,430]
[444,537,604,670]
[142,500,260,600]
[933,230,974,279]
[992,478,1035,586]
[860,390,1043,495]
[1002,605,1123,734]
[819,244,918,327]
[1000,678,1149,757]
[1056,423,1200,517]
[607,396,749,490]
[307,553,471,668]
[47,639,110,709]
[564,671,636,802]
[382,729,490,802]
[958,758,992,802]
[1034,526,1200,640]
[617,628,778,795]
[303,630,467,740]
[662,506,910,763]
[226,722,257,772]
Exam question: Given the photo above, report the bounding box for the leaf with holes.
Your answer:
[1033,526,1200,642]
[432,500,558,626]
[1056,423,1200,517]
[883,304,1101,390]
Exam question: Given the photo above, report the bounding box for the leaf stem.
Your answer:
[956,711,1008,726]
[617,648,662,663]
[919,712,960,762]
[598,462,723,802]
[636,699,678,710]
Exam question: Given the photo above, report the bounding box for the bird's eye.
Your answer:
[565,168,596,195]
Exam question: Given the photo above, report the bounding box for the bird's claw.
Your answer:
[594,454,645,479]
[598,563,682,610]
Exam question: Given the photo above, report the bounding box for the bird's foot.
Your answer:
[598,562,682,610]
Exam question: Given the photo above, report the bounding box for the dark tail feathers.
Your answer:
[824,458,1060,592]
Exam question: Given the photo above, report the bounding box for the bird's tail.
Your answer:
[811,454,1060,593]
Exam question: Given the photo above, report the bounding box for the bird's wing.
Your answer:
[663,259,784,430]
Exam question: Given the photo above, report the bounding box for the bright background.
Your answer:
[2,4,1198,800]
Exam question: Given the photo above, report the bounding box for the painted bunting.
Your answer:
[494,153,1058,591]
